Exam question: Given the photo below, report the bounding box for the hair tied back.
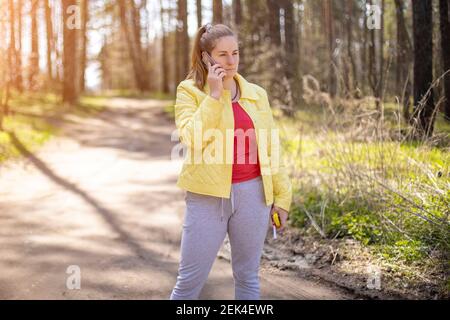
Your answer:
[204,23,213,34]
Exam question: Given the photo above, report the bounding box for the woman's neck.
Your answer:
[223,76,239,101]
[222,76,236,91]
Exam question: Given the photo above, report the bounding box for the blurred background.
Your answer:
[0,0,449,299]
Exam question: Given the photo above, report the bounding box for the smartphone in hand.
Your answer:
[202,51,218,67]
[202,51,225,83]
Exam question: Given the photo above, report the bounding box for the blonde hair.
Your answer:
[186,23,237,90]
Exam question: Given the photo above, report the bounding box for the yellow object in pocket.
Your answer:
[273,211,281,228]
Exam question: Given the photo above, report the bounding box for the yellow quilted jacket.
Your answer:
[173,73,292,212]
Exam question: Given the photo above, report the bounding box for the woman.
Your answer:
[170,23,292,300]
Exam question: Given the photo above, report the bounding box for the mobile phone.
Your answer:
[202,51,225,82]
[202,51,217,67]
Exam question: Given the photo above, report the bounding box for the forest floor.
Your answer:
[0,97,365,300]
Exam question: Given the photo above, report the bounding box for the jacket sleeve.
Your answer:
[174,81,225,151]
[261,89,293,213]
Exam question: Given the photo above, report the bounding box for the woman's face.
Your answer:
[210,36,239,79]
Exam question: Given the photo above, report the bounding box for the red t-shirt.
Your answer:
[231,101,261,183]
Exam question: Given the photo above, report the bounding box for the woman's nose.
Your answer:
[226,55,235,64]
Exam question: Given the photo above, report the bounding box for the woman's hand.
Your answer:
[270,205,289,232]
[206,61,226,100]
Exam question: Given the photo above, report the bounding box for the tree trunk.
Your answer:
[9,0,23,92]
[378,0,385,110]
[324,0,337,97]
[233,0,244,73]
[1,0,11,119]
[361,0,368,94]
[8,0,17,93]
[282,0,301,109]
[196,0,202,28]
[16,0,23,92]
[233,0,242,26]
[266,0,281,46]
[130,0,143,58]
[62,0,78,104]
[246,1,257,55]
[176,0,189,84]
[117,0,150,92]
[439,0,450,120]
[412,0,435,137]
[29,0,40,91]
[368,0,383,110]
[160,0,170,93]
[346,0,358,96]
[79,0,89,93]
[297,0,303,87]
[44,0,54,83]
[213,0,223,24]
[394,0,413,121]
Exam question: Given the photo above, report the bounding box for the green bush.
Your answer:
[374,239,427,263]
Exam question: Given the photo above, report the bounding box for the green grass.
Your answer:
[435,112,450,134]
[0,93,107,164]
[0,116,55,163]
[281,100,449,295]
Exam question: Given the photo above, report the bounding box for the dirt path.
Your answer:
[0,98,354,300]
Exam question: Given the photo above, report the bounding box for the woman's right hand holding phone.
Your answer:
[206,61,226,101]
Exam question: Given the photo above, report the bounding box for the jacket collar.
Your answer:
[203,72,259,101]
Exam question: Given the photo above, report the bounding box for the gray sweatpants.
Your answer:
[170,176,271,300]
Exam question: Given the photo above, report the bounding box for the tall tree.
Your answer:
[324,0,337,97]
[8,0,16,93]
[345,0,358,95]
[8,0,17,92]
[439,0,450,120]
[368,0,384,110]
[118,0,150,91]
[233,0,242,27]
[196,0,202,28]
[130,0,143,61]
[160,0,170,93]
[44,0,55,83]
[29,0,40,90]
[78,0,89,93]
[264,0,282,92]
[233,0,244,74]
[412,0,435,137]
[361,0,369,94]
[379,0,385,108]
[266,0,281,46]
[62,0,78,104]
[1,0,12,119]
[16,0,23,92]
[8,0,23,92]
[176,0,189,84]
[281,0,301,108]
[394,0,413,121]
[213,0,223,24]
